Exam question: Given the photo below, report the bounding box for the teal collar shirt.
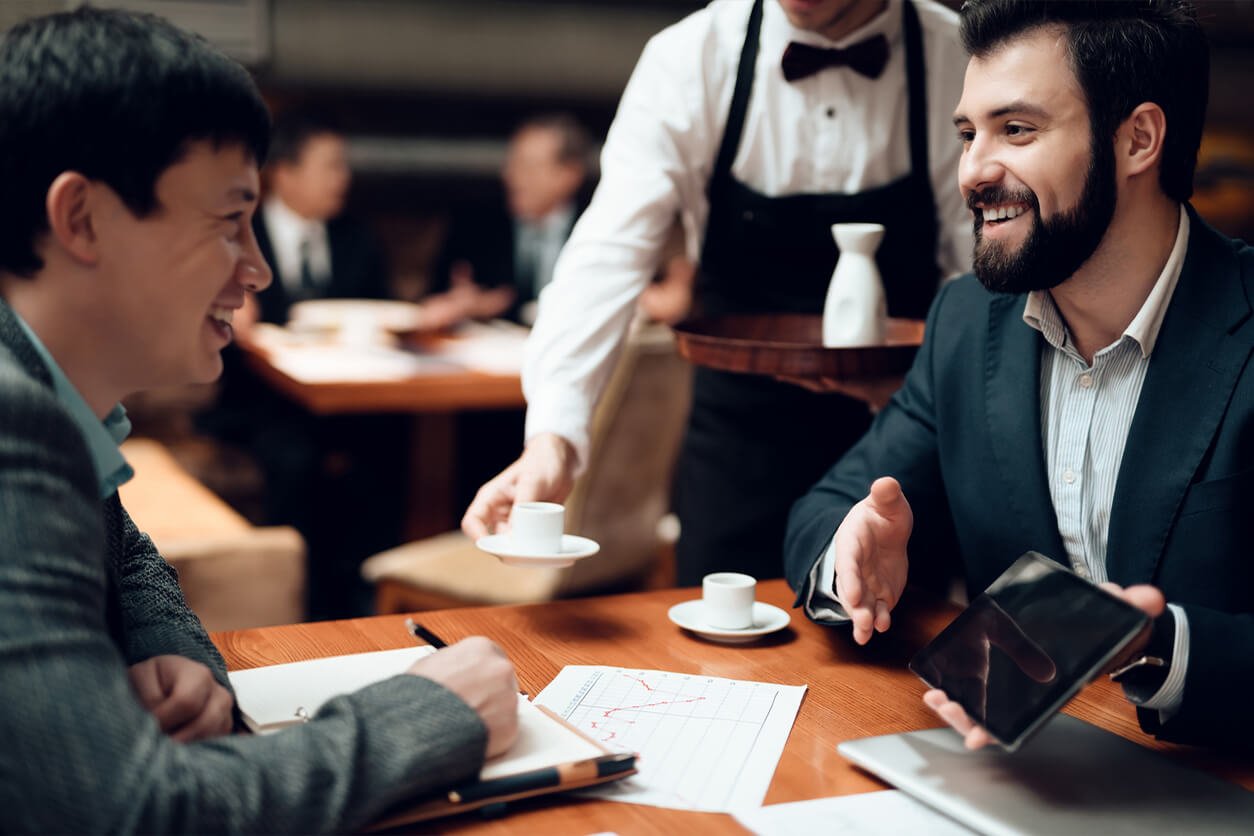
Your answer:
[17,317,134,499]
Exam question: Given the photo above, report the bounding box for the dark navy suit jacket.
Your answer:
[785,208,1254,747]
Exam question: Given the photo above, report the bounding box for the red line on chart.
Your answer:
[621,673,655,692]
[588,696,708,742]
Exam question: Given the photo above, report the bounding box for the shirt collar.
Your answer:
[264,196,326,249]
[15,316,133,499]
[1023,205,1190,359]
[765,0,900,56]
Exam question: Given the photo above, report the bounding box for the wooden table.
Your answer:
[214,580,1254,834]
[236,336,525,539]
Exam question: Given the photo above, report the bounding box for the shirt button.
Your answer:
[1063,468,1076,484]
[825,106,836,118]
[1079,373,1094,388]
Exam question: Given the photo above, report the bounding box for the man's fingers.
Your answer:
[127,661,166,710]
[849,605,876,645]
[874,599,892,634]
[152,677,212,732]
[1119,584,1166,618]
[866,476,907,519]
[170,686,234,743]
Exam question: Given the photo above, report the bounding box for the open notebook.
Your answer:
[228,647,636,824]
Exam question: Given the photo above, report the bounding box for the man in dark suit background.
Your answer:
[204,109,407,619]
[250,108,390,324]
[423,113,594,328]
[0,9,517,831]
[785,0,1253,749]
[423,114,594,510]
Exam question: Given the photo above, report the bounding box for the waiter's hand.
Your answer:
[922,582,1166,750]
[461,433,578,539]
[833,476,912,645]
[773,373,904,412]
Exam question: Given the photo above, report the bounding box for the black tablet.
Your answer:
[909,552,1151,751]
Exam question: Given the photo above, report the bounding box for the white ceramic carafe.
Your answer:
[822,223,887,347]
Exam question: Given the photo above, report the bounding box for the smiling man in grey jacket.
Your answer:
[0,8,518,832]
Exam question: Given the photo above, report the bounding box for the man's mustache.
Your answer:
[966,186,1037,214]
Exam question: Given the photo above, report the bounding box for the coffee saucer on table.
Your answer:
[475,534,600,568]
[667,600,791,644]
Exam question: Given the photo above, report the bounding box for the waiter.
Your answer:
[462,0,971,585]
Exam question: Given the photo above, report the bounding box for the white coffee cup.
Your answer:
[508,501,564,555]
[702,572,756,629]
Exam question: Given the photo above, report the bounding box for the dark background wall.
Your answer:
[4,0,1252,292]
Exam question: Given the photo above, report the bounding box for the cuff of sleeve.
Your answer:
[1132,604,1188,719]
[803,532,851,623]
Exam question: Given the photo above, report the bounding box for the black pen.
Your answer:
[447,752,636,804]
[404,618,448,649]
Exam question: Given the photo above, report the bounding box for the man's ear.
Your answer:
[1118,102,1167,180]
[44,172,99,266]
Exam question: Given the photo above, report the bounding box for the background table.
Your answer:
[236,336,524,539]
[213,580,1254,834]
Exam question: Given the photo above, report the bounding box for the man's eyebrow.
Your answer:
[952,100,1051,126]
[226,186,258,204]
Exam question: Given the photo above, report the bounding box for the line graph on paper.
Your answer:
[534,666,806,812]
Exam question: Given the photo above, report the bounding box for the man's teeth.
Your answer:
[209,307,234,325]
[982,204,1028,222]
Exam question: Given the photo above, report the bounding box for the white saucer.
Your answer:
[667,600,791,644]
[475,534,601,568]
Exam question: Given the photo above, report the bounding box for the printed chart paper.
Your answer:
[535,666,806,812]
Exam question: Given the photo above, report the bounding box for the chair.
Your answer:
[362,320,692,612]
[118,438,306,631]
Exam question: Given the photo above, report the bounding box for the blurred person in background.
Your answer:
[245,108,390,327]
[201,108,405,620]
[463,0,973,586]
[423,113,594,329]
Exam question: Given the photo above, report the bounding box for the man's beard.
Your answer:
[971,139,1117,295]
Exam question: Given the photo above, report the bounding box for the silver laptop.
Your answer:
[837,714,1254,836]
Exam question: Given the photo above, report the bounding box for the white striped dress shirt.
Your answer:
[1023,206,1192,714]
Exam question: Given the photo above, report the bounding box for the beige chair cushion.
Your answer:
[361,531,563,606]
[118,438,306,631]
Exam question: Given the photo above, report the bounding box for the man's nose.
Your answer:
[957,134,1005,200]
[237,224,273,292]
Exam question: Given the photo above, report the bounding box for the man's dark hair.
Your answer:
[960,0,1208,203]
[0,7,270,277]
[268,107,345,166]
[516,113,597,175]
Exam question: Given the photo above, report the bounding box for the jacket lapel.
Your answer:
[984,292,1068,564]
[1106,212,1254,584]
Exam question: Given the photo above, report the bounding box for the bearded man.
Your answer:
[783,0,1254,750]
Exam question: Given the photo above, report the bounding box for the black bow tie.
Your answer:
[781,34,890,82]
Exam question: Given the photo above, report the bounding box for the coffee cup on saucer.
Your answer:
[507,501,565,555]
[702,572,756,629]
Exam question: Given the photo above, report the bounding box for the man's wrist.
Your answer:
[525,432,577,472]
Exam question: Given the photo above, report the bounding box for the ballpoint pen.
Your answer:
[447,752,636,804]
[405,617,448,649]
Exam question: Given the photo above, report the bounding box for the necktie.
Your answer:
[780,34,889,82]
[298,237,316,291]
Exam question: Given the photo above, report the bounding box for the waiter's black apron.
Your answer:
[674,0,941,585]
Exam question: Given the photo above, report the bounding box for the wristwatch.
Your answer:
[1109,610,1176,704]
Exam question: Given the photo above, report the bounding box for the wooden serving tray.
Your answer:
[673,314,925,379]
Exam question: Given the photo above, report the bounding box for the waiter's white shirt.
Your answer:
[262,197,332,294]
[523,0,972,467]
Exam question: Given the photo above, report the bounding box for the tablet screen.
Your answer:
[909,552,1150,750]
